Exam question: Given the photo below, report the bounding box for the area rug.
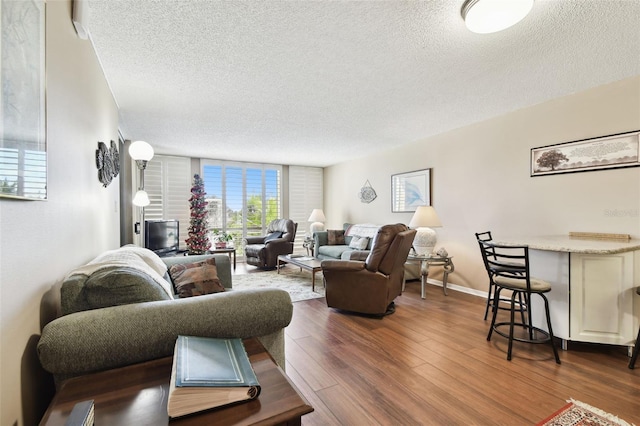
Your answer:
[537,399,634,426]
[232,268,325,302]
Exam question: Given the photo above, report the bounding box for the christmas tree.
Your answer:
[185,174,211,254]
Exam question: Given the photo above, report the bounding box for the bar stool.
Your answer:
[629,287,640,369]
[479,240,560,364]
[475,231,527,321]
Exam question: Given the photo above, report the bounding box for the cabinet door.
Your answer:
[570,252,635,345]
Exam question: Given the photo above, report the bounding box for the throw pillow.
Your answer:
[169,258,225,298]
[327,229,345,245]
[265,231,283,242]
[349,236,369,250]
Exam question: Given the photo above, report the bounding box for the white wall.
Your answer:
[0,1,120,424]
[325,76,640,292]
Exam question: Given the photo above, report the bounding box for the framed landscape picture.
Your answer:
[391,168,431,212]
[531,130,640,177]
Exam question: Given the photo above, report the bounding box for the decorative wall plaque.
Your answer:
[95,140,119,187]
[358,180,377,203]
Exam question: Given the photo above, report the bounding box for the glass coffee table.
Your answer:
[277,255,323,291]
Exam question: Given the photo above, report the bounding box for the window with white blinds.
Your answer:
[289,166,323,253]
[0,146,46,199]
[201,161,282,256]
[144,155,192,249]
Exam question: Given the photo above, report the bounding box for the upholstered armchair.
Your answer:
[244,219,298,269]
[321,224,416,316]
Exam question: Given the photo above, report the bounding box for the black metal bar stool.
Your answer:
[475,231,527,322]
[629,287,640,369]
[479,240,560,364]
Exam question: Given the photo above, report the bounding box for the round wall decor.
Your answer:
[358,180,377,203]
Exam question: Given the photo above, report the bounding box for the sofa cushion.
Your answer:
[349,236,369,250]
[81,267,173,312]
[328,229,345,245]
[318,244,352,259]
[169,258,226,298]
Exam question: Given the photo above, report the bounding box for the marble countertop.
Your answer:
[495,235,640,254]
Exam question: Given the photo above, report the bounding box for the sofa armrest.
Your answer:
[38,288,292,381]
[313,231,329,255]
[162,254,232,289]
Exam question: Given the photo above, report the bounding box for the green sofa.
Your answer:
[37,246,293,386]
[314,223,420,280]
[313,223,375,260]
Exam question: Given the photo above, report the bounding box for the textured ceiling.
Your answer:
[86,0,640,167]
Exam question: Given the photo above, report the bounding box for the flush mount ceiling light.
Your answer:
[461,0,534,34]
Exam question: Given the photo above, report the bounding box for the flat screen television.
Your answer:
[145,220,179,255]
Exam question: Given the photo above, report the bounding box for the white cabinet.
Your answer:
[499,236,640,349]
[570,251,637,345]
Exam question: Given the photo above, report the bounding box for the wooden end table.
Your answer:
[277,255,323,291]
[209,247,237,270]
[40,338,313,425]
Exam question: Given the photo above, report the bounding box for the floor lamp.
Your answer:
[129,140,154,246]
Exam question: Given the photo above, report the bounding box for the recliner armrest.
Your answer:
[321,260,366,272]
[245,236,266,245]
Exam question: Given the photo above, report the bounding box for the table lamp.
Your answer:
[308,209,326,235]
[409,206,442,256]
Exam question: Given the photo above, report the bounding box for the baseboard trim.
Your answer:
[423,278,488,299]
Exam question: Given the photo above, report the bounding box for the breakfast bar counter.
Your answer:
[496,235,640,351]
[496,235,640,254]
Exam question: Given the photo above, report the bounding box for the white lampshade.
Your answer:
[461,0,534,34]
[409,206,442,256]
[132,189,150,207]
[128,140,154,161]
[308,209,326,234]
[308,209,326,223]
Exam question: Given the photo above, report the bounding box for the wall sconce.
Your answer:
[461,0,534,34]
[308,209,326,235]
[129,140,154,207]
[409,206,442,256]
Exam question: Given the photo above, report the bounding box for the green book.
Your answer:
[168,336,261,418]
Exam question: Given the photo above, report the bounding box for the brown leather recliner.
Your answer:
[244,219,298,269]
[321,224,416,316]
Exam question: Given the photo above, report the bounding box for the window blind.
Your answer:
[144,155,191,249]
[289,166,323,253]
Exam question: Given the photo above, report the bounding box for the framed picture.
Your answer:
[531,130,640,177]
[0,0,47,200]
[391,168,431,212]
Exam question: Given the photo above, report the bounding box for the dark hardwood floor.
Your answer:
[236,264,640,425]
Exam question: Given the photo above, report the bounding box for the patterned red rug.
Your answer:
[537,399,633,426]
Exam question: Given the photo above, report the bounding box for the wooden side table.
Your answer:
[404,254,455,299]
[209,247,236,270]
[40,338,313,425]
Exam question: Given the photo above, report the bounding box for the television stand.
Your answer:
[156,250,185,258]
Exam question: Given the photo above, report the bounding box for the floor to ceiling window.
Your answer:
[202,161,281,257]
